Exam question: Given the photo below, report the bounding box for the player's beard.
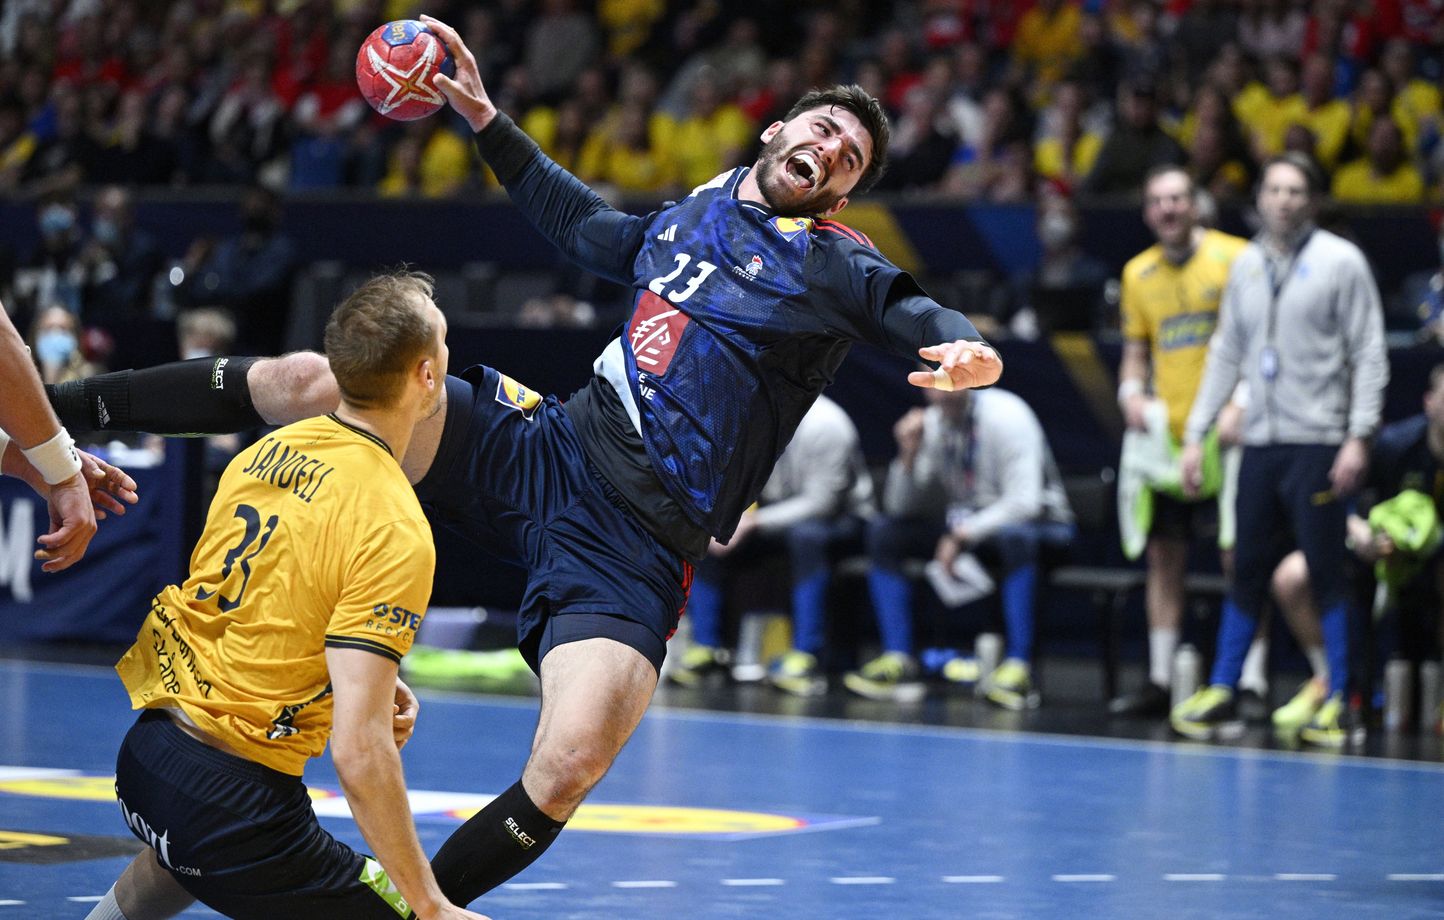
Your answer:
[754,132,846,218]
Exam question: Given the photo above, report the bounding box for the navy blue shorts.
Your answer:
[413,366,693,674]
[113,710,414,919]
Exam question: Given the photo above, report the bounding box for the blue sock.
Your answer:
[687,578,724,648]
[791,572,828,654]
[1320,601,1350,697]
[1209,598,1258,688]
[867,569,913,654]
[1000,563,1037,661]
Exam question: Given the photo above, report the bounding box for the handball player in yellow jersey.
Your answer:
[87,272,488,920]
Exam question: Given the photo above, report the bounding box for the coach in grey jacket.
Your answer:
[1174,152,1389,746]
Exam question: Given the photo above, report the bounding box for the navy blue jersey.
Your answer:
[476,114,987,550]
[1370,415,1444,511]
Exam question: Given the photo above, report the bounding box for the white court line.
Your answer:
[0,902,25,907]
[1165,874,1227,881]
[66,896,104,903]
[1053,874,1116,883]
[1388,874,1444,881]
[612,880,677,889]
[1275,873,1336,881]
[830,877,895,885]
[722,878,785,887]
[502,882,568,891]
[943,875,1005,883]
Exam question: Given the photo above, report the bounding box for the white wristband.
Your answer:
[21,428,83,485]
[0,428,9,461]
[1117,378,1144,405]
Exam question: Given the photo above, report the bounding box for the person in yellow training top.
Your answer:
[1111,165,1248,719]
[86,271,488,920]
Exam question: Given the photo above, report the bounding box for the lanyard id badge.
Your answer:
[1260,345,1280,381]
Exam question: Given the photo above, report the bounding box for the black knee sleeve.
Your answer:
[46,357,264,436]
[431,780,567,905]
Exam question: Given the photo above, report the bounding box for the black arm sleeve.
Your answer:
[474,113,647,286]
[808,237,987,355]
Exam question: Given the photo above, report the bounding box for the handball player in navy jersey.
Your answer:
[47,14,1000,907]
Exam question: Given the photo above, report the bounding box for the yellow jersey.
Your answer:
[1331,158,1426,204]
[1121,229,1249,439]
[116,415,435,776]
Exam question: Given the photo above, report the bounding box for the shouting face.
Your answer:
[753,105,873,218]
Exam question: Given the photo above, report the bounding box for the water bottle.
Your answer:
[975,632,1003,677]
[1171,644,1202,708]
[1418,661,1441,735]
[1383,659,1414,733]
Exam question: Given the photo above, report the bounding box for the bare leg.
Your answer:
[523,637,658,820]
[110,850,195,920]
[1144,535,1188,687]
[248,352,340,425]
[1273,550,1325,651]
[429,636,660,904]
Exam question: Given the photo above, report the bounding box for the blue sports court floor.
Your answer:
[2,660,1442,919]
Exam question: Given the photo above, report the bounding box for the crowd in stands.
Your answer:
[0,0,1441,204]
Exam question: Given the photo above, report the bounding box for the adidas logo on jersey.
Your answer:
[656,224,677,242]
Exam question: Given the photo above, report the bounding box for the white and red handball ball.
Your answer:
[355,20,454,121]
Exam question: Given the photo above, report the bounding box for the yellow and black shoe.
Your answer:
[981,659,1040,711]
[768,650,827,697]
[1170,685,1237,740]
[1271,679,1327,736]
[1299,692,1347,749]
[667,645,728,688]
[842,652,925,703]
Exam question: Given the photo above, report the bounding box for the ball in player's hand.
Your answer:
[355,20,454,121]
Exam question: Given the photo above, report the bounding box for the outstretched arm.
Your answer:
[424,16,645,285]
[48,353,338,437]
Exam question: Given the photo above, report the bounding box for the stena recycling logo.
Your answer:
[0,499,35,601]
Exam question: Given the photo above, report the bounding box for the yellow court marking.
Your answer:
[0,830,69,849]
[0,774,812,836]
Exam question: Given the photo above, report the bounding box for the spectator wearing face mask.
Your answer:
[999,194,1111,336]
[13,193,87,328]
[30,304,98,387]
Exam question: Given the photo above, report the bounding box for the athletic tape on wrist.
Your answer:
[22,428,82,485]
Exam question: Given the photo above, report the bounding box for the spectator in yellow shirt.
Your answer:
[377,121,472,199]
[1332,116,1425,204]
[1241,58,1306,160]
[1188,119,1252,203]
[669,70,754,190]
[1205,43,1270,130]
[1034,80,1104,186]
[520,98,593,175]
[1290,54,1351,169]
[1349,69,1401,155]
[1011,0,1083,98]
[578,101,676,194]
[1381,38,1441,151]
